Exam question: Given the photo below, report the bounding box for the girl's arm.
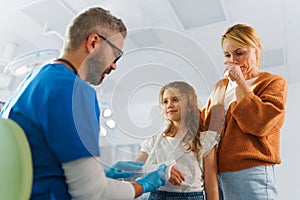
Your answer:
[135,151,148,162]
[136,151,184,186]
[203,146,219,200]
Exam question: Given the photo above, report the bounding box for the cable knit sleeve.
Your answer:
[231,74,287,136]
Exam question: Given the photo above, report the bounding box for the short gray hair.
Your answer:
[63,7,127,52]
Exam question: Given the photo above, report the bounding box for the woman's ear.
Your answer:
[255,47,259,55]
[253,47,260,65]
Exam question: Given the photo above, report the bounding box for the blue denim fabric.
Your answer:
[148,190,204,200]
[218,165,278,200]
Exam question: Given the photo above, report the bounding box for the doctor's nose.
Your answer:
[110,63,117,70]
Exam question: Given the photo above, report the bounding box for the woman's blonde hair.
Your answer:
[221,23,263,68]
[159,81,205,159]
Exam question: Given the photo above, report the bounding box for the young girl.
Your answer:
[135,81,219,200]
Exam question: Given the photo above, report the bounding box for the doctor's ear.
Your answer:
[86,34,99,53]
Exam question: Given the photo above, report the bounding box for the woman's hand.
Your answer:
[224,61,244,83]
[224,61,250,101]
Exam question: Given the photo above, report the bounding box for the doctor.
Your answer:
[0,7,166,200]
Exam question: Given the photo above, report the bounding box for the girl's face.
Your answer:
[162,88,188,123]
[222,39,258,78]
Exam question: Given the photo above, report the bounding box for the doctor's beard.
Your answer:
[85,55,111,86]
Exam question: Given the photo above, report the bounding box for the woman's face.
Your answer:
[162,88,188,123]
[222,39,258,77]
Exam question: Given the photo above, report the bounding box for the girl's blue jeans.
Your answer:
[148,190,204,200]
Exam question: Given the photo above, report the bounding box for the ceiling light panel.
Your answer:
[168,0,226,29]
[128,29,162,48]
[18,0,75,35]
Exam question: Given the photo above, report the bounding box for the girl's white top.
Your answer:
[140,130,219,192]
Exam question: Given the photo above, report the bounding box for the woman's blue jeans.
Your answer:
[218,165,278,200]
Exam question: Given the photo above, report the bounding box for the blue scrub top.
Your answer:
[0,63,100,199]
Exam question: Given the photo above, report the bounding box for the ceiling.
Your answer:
[0,0,299,130]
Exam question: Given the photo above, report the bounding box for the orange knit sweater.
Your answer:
[201,72,288,173]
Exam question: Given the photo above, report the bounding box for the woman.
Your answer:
[201,24,288,199]
[136,81,219,200]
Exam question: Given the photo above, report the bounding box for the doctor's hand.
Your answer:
[104,161,144,179]
[136,164,166,193]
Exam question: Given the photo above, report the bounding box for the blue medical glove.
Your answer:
[104,161,144,179]
[136,164,166,193]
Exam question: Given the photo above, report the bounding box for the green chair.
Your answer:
[0,118,33,200]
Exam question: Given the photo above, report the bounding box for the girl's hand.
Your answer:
[168,166,185,186]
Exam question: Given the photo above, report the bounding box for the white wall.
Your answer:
[276,82,300,200]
